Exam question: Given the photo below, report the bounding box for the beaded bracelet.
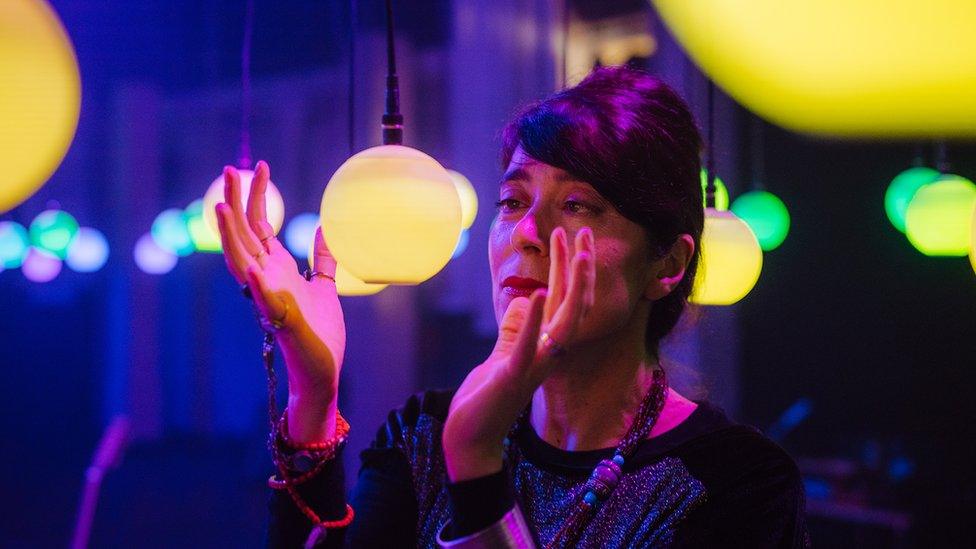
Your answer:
[278,409,351,452]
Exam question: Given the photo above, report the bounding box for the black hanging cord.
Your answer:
[750,116,765,191]
[349,0,357,156]
[381,0,403,145]
[934,140,949,173]
[705,80,716,209]
[239,0,256,168]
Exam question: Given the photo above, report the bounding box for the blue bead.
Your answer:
[612,454,625,466]
[583,491,598,505]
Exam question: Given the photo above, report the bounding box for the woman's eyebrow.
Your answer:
[499,167,529,185]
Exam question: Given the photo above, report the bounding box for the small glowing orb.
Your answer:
[29,209,78,258]
[285,212,320,259]
[452,229,470,258]
[184,199,222,253]
[0,220,30,268]
[0,0,82,213]
[320,145,461,284]
[65,226,109,272]
[730,190,790,251]
[447,170,479,229]
[151,208,194,257]
[305,223,387,296]
[905,174,976,256]
[885,167,941,233]
[690,208,763,306]
[22,246,62,282]
[700,169,729,211]
[969,206,976,274]
[202,169,285,238]
[134,233,177,274]
[652,0,976,137]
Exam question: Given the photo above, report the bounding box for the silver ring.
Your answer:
[254,249,267,260]
[539,332,566,358]
[304,269,336,283]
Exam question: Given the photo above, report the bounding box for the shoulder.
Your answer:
[369,388,456,451]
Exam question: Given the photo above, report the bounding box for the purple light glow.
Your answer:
[134,233,177,274]
[22,247,63,282]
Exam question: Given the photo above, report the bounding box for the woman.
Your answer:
[216,66,808,548]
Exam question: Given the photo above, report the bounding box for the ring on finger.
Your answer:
[254,249,267,261]
[304,269,336,283]
[260,234,274,245]
[539,331,566,358]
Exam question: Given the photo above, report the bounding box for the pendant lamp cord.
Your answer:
[239,0,256,169]
[934,140,949,173]
[750,117,766,191]
[349,0,357,156]
[382,0,403,145]
[705,80,716,209]
[561,0,571,87]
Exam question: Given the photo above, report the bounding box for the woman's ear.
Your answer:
[644,234,695,300]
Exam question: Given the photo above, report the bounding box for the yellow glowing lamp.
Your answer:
[0,0,81,212]
[652,0,976,137]
[202,169,285,238]
[320,145,461,284]
[690,208,763,306]
[448,170,479,230]
[306,224,387,296]
[904,175,976,256]
[969,205,976,274]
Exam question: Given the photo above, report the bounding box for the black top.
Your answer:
[267,390,809,548]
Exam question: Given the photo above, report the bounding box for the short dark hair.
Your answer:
[500,66,703,358]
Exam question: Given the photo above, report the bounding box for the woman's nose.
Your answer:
[510,208,552,257]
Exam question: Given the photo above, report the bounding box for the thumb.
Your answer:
[491,290,546,358]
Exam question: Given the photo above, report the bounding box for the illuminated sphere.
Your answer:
[0,220,30,269]
[202,169,285,238]
[184,199,222,253]
[447,170,479,229]
[285,212,320,259]
[731,190,790,251]
[452,229,470,259]
[0,0,81,213]
[65,226,109,272]
[320,145,462,284]
[29,209,78,258]
[652,0,976,137]
[134,233,177,274]
[885,166,940,233]
[690,208,763,306]
[22,247,62,282]
[151,208,194,256]
[905,174,976,256]
[700,169,729,211]
[305,224,387,296]
[969,205,976,274]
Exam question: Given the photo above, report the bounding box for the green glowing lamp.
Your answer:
[731,190,790,251]
[700,169,728,211]
[151,208,195,257]
[969,205,976,274]
[904,174,976,256]
[0,220,30,268]
[29,209,78,259]
[184,199,222,253]
[885,166,940,233]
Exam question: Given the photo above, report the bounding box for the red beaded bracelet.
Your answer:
[278,410,351,452]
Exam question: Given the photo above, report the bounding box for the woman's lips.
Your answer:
[501,276,547,298]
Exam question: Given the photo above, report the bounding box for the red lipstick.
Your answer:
[501,276,547,298]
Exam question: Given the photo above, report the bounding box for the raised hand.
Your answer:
[443,226,596,481]
[215,161,346,442]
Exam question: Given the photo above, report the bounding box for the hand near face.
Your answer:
[443,226,596,482]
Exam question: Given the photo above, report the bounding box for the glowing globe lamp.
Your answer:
[448,170,479,230]
[151,208,194,257]
[452,229,470,259]
[184,199,222,253]
[320,145,462,284]
[29,209,78,258]
[652,0,976,137]
[65,226,108,272]
[700,169,729,211]
[202,169,285,238]
[0,220,30,269]
[285,212,320,259]
[134,233,177,274]
[22,247,62,282]
[731,190,790,251]
[0,0,82,213]
[885,167,940,233]
[969,206,976,274]
[305,224,387,296]
[905,175,976,256]
[690,208,763,306]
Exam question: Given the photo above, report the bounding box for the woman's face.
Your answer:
[489,147,658,345]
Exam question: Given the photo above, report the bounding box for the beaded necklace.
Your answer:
[510,368,669,548]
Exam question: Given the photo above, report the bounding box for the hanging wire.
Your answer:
[348,0,357,156]
[561,0,571,87]
[705,79,717,208]
[239,0,256,169]
[381,0,403,145]
[750,116,766,191]
[934,140,949,173]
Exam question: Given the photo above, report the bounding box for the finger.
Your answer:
[544,227,568,322]
[509,289,547,382]
[246,160,275,243]
[582,228,596,310]
[549,241,593,341]
[246,264,289,327]
[216,203,258,284]
[223,166,263,256]
[312,226,338,282]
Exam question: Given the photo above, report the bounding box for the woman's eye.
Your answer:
[494,198,523,212]
[564,200,591,214]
